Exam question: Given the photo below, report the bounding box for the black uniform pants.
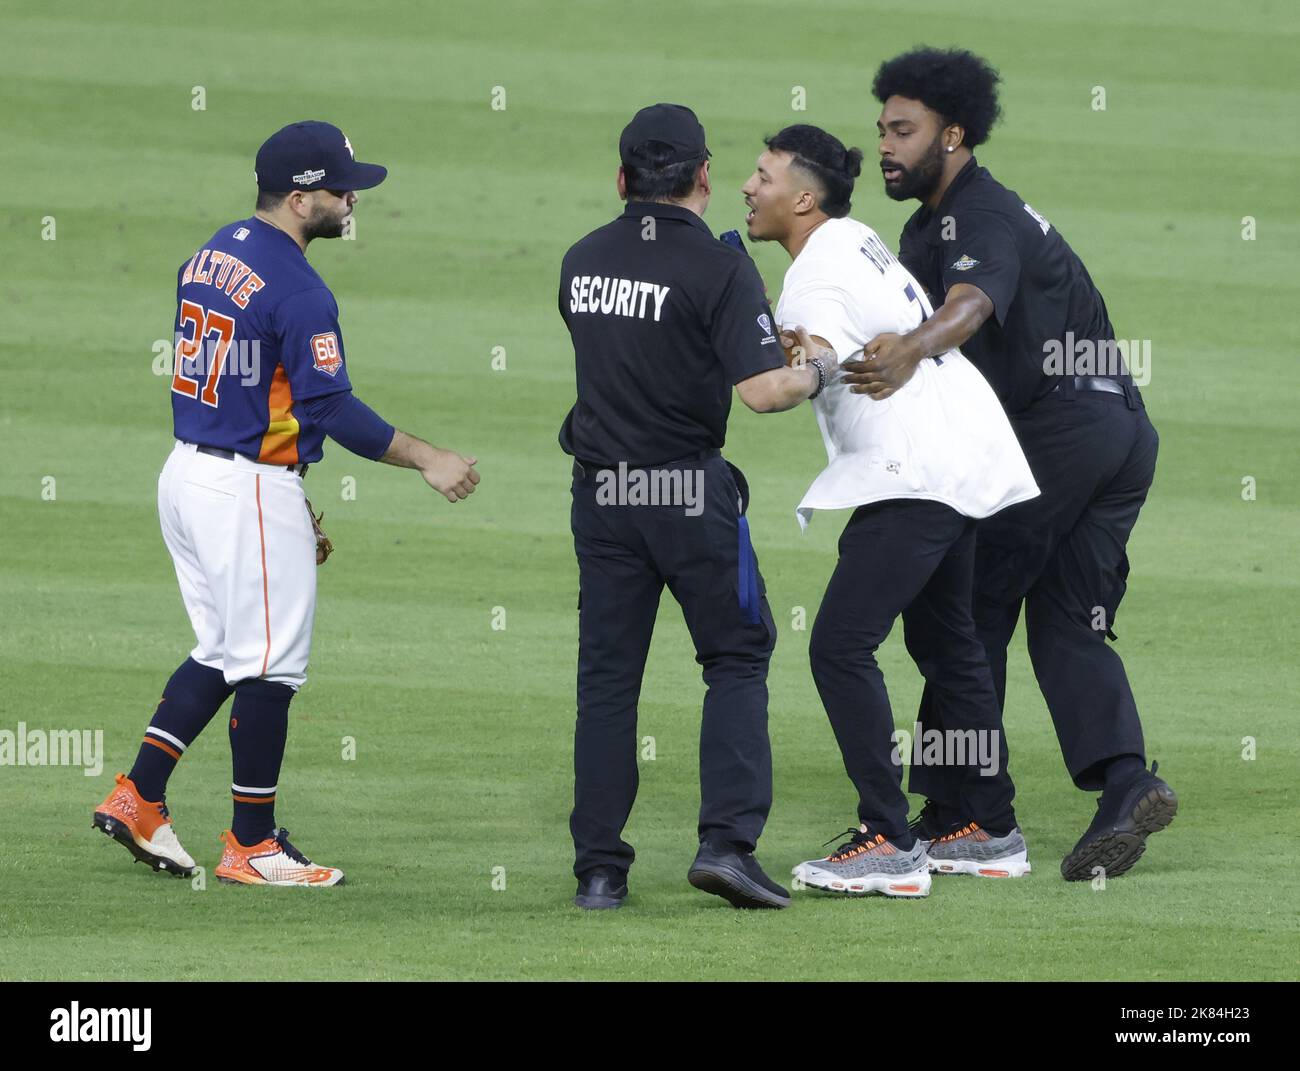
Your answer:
[911,387,1159,800]
[810,499,1016,841]
[569,454,777,878]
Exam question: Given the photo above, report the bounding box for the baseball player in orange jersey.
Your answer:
[93,121,480,886]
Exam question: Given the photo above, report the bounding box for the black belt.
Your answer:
[572,447,720,479]
[193,443,307,477]
[1053,376,1127,398]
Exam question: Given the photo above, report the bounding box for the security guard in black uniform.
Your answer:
[843,49,1178,880]
[558,104,835,910]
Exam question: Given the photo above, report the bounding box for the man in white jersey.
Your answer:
[741,125,1038,897]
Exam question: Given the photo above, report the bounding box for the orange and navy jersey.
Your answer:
[170,217,351,464]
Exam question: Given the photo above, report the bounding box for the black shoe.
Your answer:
[688,840,791,909]
[1061,761,1178,881]
[574,866,628,910]
[908,798,962,843]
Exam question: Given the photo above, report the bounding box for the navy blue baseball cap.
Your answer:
[619,104,710,168]
[255,121,387,192]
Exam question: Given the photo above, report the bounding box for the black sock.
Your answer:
[127,658,233,802]
[860,824,914,850]
[229,678,292,847]
[1102,754,1145,791]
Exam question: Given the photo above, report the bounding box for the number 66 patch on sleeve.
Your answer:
[310,332,342,376]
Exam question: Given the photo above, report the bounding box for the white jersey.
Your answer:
[774,217,1039,529]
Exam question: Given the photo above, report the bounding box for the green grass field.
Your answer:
[2,0,1297,981]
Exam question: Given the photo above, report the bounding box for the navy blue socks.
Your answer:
[229,678,293,847]
[128,658,234,803]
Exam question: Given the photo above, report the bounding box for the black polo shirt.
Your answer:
[898,157,1129,415]
[558,201,784,467]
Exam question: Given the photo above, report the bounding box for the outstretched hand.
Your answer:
[422,449,480,502]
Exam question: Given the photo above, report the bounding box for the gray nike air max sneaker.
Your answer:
[792,829,931,898]
[926,823,1031,877]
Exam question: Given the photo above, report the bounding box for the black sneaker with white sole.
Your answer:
[1061,761,1178,881]
[688,839,791,909]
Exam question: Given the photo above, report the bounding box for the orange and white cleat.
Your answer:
[92,773,197,877]
[215,828,345,887]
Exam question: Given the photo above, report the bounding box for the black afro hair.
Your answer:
[872,47,1003,148]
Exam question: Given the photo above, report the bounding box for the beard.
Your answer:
[883,134,945,202]
[303,201,348,241]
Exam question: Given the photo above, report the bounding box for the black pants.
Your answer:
[912,388,1159,800]
[569,454,776,878]
[810,499,1016,841]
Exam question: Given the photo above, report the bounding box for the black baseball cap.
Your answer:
[255,121,387,193]
[619,104,710,168]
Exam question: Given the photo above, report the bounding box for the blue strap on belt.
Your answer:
[737,515,761,625]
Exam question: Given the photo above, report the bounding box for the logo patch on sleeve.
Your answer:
[310,332,342,376]
[949,253,980,271]
[1023,203,1052,235]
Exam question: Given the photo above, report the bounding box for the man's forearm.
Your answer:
[766,364,820,411]
[301,391,396,460]
[380,428,437,470]
[737,326,835,413]
[903,286,993,362]
[842,286,993,398]
[374,428,481,503]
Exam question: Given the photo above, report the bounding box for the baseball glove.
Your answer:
[305,498,334,565]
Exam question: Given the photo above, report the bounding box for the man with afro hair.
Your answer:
[841,47,1177,882]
